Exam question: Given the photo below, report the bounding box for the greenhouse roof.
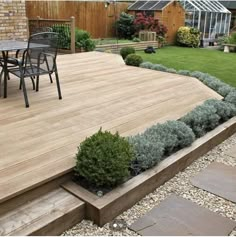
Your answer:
[220,1,236,9]
[128,0,171,10]
[128,0,231,13]
[179,0,231,13]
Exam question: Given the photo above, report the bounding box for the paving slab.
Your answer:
[191,162,236,203]
[225,146,236,158]
[130,195,236,236]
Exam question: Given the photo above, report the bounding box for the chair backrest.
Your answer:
[24,32,58,73]
[32,27,53,34]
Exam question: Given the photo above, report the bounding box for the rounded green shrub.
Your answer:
[120,47,135,59]
[176,26,200,48]
[128,135,164,173]
[75,29,95,51]
[125,54,143,67]
[143,120,195,155]
[75,129,134,187]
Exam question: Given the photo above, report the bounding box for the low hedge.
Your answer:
[75,62,236,188]
[225,91,236,106]
[129,135,164,174]
[129,120,195,174]
[143,120,195,155]
[140,61,236,139]
[140,62,236,99]
[180,99,236,138]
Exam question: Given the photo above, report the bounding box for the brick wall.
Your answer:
[0,0,28,40]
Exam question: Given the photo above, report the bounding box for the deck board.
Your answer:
[0,52,222,203]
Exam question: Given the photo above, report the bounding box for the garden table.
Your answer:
[0,40,49,98]
[0,40,28,98]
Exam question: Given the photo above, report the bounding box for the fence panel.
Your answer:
[28,16,75,53]
[26,1,130,39]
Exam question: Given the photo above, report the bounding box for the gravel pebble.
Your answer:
[63,133,236,236]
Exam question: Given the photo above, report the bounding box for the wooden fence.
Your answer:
[26,1,131,39]
[28,16,76,53]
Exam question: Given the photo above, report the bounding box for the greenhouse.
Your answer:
[179,0,231,42]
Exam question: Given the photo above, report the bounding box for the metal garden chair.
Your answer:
[7,32,62,107]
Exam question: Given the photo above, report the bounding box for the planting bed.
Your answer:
[95,41,159,53]
[62,117,236,226]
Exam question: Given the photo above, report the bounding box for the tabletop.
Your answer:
[0,40,49,52]
[0,40,28,52]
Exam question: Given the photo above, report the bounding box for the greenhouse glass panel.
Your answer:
[193,10,199,28]
[221,14,226,34]
[179,0,231,42]
[210,13,217,38]
[185,11,194,27]
[199,11,206,34]
[203,12,211,38]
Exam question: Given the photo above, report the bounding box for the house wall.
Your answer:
[25,1,130,39]
[0,0,28,40]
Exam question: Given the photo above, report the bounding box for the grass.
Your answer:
[136,46,236,87]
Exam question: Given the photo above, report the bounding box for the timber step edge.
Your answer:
[0,187,85,236]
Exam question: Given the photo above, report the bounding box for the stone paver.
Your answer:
[130,194,236,236]
[191,162,236,203]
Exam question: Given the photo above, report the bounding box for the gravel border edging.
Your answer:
[63,132,236,236]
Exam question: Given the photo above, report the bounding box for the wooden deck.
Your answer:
[0,52,221,204]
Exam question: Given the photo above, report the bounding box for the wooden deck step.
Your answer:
[0,188,85,236]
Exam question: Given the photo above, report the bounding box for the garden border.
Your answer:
[62,117,236,227]
[95,41,159,53]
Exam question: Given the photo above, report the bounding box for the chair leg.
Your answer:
[19,79,22,90]
[30,76,35,90]
[36,76,39,92]
[21,77,29,108]
[45,57,53,83]
[49,73,53,83]
[54,70,62,100]
[0,69,3,97]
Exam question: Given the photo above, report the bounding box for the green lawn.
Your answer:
[136,46,236,87]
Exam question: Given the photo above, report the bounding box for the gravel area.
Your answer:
[63,133,236,236]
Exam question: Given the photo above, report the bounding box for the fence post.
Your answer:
[37,16,41,28]
[26,17,29,38]
[70,16,75,54]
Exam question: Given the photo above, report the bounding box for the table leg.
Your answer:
[2,51,8,98]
